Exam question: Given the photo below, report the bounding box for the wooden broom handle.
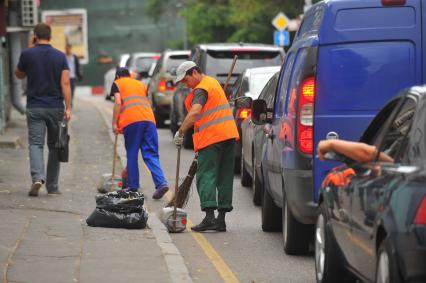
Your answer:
[173,146,182,230]
[111,134,118,191]
[224,55,238,98]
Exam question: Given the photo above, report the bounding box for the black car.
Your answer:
[240,71,280,205]
[315,86,426,283]
[170,43,284,149]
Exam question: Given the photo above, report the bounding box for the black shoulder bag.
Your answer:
[56,120,70,162]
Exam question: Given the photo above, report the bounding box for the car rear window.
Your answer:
[249,72,277,99]
[134,57,157,72]
[165,54,190,72]
[205,50,283,82]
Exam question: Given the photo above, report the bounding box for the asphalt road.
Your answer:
[92,94,315,283]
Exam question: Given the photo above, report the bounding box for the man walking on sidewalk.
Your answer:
[65,43,82,107]
[15,23,72,196]
[111,67,169,199]
[174,61,239,232]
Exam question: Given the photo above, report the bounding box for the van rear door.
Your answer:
[313,0,422,201]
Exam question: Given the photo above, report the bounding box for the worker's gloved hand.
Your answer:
[174,131,184,147]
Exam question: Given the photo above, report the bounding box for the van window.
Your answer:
[296,4,324,39]
[286,49,309,113]
[275,52,295,118]
[165,54,190,73]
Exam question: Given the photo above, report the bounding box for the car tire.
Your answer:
[240,151,252,187]
[261,185,282,232]
[154,107,165,128]
[170,112,178,136]
[282,194,313,255]
[252,155,262,206]
[376,238,402,283]
[315,203,353,282]
[234,156,241,174]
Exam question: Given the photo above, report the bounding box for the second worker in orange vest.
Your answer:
[174,61,239,232]
[111,67,169,199]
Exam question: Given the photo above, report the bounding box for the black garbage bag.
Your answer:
[86,207,148,229]
[95,191,144,213]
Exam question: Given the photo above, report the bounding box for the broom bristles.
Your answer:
[166,158,197,208]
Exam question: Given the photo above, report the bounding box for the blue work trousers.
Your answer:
[123,121,167,190]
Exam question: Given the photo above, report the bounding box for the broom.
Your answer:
[165,55,238,208]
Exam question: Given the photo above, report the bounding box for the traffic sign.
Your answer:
[271,12,289,31]
[274,30,290,47]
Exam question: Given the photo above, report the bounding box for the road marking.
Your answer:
[187,219,240,283]
[99,102,239,282]
[162,192,240,283]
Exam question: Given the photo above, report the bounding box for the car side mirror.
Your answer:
[235,96,252,109]
[251,99,270,125]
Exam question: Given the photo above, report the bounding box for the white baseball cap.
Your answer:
[175,61,197,84]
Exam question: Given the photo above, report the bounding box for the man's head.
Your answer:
[175,61,202,88]
[65,43,72,55]
[115,67,130,79]
[33,23,51,41]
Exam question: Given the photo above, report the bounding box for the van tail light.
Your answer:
[158,78,175,92]
[297,76,315,155]
[414,197,426,225]
[236,108,251,120]
[381,0,406,5]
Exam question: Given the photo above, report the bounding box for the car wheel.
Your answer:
[154,108,165,128]
[261,185,282,232]
[252,155,262,206]
[282,194,313,255]
[376,238,402,283]
[170,112,178,136]
[315,203,353,282]
[240,151,252,187]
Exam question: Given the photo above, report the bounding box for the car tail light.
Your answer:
[382,0,406,5]
[297,76,315,154]
[414,197,426,225]
[158,78,175,92]
[237,108,251,120]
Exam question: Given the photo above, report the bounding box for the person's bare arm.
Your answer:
[61,69,72,121]
[317,139,394,163]
[15,68,26,79]
[178,103,203,135]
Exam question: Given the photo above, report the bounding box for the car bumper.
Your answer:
[283,168,316,224]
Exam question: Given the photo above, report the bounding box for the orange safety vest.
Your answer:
[115,77,156,130]
[184,75,239,151]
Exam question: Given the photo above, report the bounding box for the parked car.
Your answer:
[230,66,281,173]
[249,0,425,255]
[171,43,284,149]
[315,86,426,283]
[125,52,160,82]
[240,71,280,205]
[147,50,191,127]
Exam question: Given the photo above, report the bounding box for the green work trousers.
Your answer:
[196,138,235,212]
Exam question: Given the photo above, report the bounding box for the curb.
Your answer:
[93,100,193,283]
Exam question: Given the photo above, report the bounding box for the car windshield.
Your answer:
[134,57,157,72]
[205,50,282,83]
[249,72,277,99]
[165,55,190,73]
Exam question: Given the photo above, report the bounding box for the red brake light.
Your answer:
[158,78,175,92]
[382,0,406,6]
[297,76,315,154]
[237,108,251,120]
[414,197,426,225]
[152,54,161,59]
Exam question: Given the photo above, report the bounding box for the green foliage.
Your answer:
[145,0,308,45]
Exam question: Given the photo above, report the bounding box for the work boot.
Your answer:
[191,218,218,232]
[215,220,227,232]
[152,186,169,199]
[28,181,42,197]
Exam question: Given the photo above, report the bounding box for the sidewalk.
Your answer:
[0,96,191,283]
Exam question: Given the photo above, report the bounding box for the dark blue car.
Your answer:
[250,0,426,255]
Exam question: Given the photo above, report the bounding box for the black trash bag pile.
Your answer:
[86,191,148,229]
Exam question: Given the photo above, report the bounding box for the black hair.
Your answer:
[115,67,130,78]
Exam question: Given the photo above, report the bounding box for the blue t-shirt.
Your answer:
[17,44,69,108]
